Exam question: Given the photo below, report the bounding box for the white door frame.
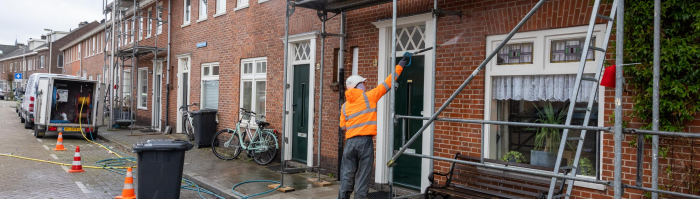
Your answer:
[176,54,192,134]
[151,60,163,131]
[372,13,435,191]
[282,31,317,166]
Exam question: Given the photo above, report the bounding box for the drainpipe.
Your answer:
[164,0,172,129]
[336,11,345,178]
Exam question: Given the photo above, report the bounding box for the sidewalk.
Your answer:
[98,127,340,199]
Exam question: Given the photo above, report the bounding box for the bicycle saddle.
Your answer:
[257,121,270,127]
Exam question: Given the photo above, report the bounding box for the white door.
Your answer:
[152,62,163,131]
[177,57,191,134]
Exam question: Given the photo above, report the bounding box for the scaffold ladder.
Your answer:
[546,0,618,198]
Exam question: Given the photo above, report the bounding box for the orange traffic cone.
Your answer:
[115,167,136,199]
[53,132,67,151]
[68,146,85,173]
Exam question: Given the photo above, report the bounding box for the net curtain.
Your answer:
[492,74,598,102]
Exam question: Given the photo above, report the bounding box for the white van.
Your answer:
[22,73,104,138]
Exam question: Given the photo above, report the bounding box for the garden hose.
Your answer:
[231,180,282,199]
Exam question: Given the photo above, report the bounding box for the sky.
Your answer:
[0,0,106,45]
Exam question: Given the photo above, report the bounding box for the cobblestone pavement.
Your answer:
[0,101,205,198]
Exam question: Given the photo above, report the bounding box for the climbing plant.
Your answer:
[617,0,700,196]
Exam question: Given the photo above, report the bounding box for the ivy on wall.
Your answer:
[622,0,700,132]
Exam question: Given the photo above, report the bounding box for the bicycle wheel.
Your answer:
[251,131,278,165]
[212,129,242,160]
[185,119,195,141]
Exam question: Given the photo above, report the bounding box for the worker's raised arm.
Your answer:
[366,63,404,102]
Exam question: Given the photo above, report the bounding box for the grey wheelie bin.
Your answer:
[132,139,194,198]
[192,109,218,148]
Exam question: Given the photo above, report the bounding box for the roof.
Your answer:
[0,46,37,61]
[0,44,21,59]
[59,23,105,51]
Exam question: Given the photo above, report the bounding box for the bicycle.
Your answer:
[211,108,279,165]
[179,103,199,141]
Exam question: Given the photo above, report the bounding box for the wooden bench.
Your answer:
[424,153,571,199]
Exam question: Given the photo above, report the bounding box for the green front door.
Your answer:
[292,64,310,162]
[392,55,425,189]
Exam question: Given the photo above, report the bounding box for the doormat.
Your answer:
[367,191,391,199]
[266,164,307,174]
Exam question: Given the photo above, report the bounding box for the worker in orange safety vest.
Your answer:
[338,52,411,199]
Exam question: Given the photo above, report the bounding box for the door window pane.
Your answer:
[551,37,596,63]
[242,81,252,111]
[255,81,266,116]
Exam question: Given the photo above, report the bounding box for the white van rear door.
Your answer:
[36,77,50,125]
[93,82,105,126]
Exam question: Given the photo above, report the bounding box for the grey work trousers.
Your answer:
[339,136,374,199]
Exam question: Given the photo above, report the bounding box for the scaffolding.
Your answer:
[284,0,700,198]
[104,0,167,133]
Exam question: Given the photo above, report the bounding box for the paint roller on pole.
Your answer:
[387,0,547,167]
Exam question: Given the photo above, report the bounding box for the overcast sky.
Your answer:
[0,0,106,45]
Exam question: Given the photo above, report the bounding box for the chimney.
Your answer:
[79,21,88,27]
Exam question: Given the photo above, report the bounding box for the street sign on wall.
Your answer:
[14,73,21,79]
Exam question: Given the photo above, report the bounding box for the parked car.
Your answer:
[23,73,104,138]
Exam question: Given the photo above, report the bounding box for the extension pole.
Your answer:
[316,12,326,182]
[387,0,547,167]
[651,0,660,197]
[387,0,397,197]
[280,0,292,188]
[109,0,116,130]
[429,0,438,176]
[614,0,624,198]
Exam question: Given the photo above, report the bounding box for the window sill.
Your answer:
[145,36,151,39]
[258,0,269,3]
[479,163,605,191]
[196,17,208,23]
[234,5,249,12]
[181,23,191,28]
[213,11,226,18]
[137,107,148,110]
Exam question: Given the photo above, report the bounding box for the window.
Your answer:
[137,68,148,109]
[123,70,131,106]
[201,62,219,109]
[40,56,44,69]
[216,0,226,14]
[123,24,127,45]
[237,0,248,9]
[97,74,102,83]
[240,58,266,123]
[198,0,207,20]
[550,37,596,63]
[351,47,358,75]
[184,0,191,24]
[58,55,63,68]
[486,25,606,180]
[157,3,163,34]
[82,70,87,79]
[139,14,144,40]
[131,20,135,43]
[93,36,97,54]
[147,8,153,38]
[497,43,533,65]
[396,25,425,52]
[89,76,93,80]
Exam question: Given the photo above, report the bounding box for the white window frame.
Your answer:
[157,2,163,34]
[183,0,191,26]
[200,62,220,109]
[40,56,45,69]
[239,57,266,125]
[146,7,153,38]
[197,0,208,22]
[137,67,148,110]
[484,25,607,190]
[97,74,102,83]
[235,0,248,11]
[139,13,144,40]
[214,0,226,17]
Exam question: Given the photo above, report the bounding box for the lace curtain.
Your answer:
[492,74,598,102]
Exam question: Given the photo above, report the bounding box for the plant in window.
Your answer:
[530,102,569,167]
[573,157,594,176]
[501,151,526,163]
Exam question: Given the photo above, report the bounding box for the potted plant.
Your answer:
[576,157,595,176]
[501,151,526,163]
[531,102,568,167]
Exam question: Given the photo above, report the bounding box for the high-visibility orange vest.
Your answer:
[340,65,403,139]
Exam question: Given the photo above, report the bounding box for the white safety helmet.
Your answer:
[345,75,367,89]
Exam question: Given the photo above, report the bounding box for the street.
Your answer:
[0,100,206,199]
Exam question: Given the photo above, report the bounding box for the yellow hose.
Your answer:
[0,153,133,169]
